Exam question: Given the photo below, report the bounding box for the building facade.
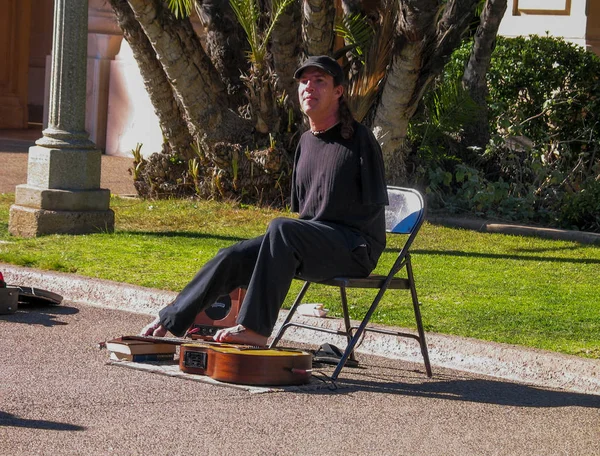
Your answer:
[499,0,600,55]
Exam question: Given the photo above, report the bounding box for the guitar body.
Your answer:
[180,344,312,386]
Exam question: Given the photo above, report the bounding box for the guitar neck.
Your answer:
[121,334,214,345]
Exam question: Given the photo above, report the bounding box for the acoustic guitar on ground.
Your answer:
[180,343,313,386]
[101,335,313,386]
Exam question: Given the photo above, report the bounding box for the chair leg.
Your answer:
[339,285,357,363]
[407,259,432,377]
[269,281,312,349]
[331,286,388,380]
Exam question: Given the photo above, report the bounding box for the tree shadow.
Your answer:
[0,303,79,327]
[0,411,85,431]
[307,367,600,408]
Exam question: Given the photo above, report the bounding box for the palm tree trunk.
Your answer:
[109,0,195,158]
[302,0,336,56]
[373,0,479,183]
[126,0,252,146]
[372,0,438,184]
[372,41,424,184]
[271,0,302,114]
[194,0,249,106]
[341,0,361,15]
[462,0,508,149]
[423,0,481,82]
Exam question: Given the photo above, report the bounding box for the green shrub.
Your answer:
[559,172,600,232]
[417,35,600,231]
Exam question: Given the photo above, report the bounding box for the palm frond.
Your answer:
[230,0,262,63]
[334,13,374,61]
[262,0,295,48]
[166,0,193,19]
[230,0,293,67]
[427,77,479,133]
[347,1,397,122]
[409,76,480,150]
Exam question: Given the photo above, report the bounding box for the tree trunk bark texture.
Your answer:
[126,0,252,146]
[373,0,438,184]
[271,0,303,114]
[373,0,479,184]
[194,0,249,106]
[302,0,337,57]
[462,0,508,149]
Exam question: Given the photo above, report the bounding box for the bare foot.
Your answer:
[140,317,168,337]
[213,325,268,346]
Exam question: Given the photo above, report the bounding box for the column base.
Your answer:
[14,184,111,211]
[8,205,115,238]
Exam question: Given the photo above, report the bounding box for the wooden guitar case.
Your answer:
[180,343,312,386]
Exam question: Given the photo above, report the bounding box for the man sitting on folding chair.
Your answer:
[140,55,388,348]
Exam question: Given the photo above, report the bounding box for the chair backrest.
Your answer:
[385,186,425,235]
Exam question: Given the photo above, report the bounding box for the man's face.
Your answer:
[297,67,343,120]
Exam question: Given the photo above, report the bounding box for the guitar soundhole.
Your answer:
[204,294,232,321]
[183,350,207,370]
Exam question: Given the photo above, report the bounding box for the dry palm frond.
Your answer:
[347,0,397,122]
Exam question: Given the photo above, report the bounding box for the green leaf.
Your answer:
[166,0,192,19]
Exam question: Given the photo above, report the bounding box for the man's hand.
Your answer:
[140,316,168,337]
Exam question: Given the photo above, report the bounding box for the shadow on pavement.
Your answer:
[306,365,600,408]
[0,411,85,431]
[0,304,79,327]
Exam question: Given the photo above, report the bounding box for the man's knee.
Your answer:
[215,237,261,264]
[267,217,302,236]
[266,218,314,253]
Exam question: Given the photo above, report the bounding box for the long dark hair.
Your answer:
[338,95,355,140]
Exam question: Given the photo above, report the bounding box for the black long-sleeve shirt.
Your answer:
[291,121,388,263]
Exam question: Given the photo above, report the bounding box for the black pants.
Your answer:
[159,217,376,337]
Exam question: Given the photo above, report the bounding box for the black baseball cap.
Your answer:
[294,55,344,86]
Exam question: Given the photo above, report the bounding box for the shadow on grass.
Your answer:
[118,230,249,243]
[307,368,600,408]
[406,249,600,265]
[0,411,85,431]
[0,303,79,327]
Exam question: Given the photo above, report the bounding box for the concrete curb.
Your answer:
[428,216,600,245]
[3,263,598,395]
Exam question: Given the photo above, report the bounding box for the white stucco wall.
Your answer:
[499,0,588,48]
[105,40,163,158]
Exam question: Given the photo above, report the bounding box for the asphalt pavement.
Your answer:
[2,300,600,456]
[1,129,600,455]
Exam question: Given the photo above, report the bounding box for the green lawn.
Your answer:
[1,193,598,358]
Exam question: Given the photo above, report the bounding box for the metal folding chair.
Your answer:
[269,186,432,380]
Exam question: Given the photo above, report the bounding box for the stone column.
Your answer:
[9,0,114,237]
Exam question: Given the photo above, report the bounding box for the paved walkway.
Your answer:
[2,299,600,456]
[0,128,136,196]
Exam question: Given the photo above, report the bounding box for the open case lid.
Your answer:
[13,286,63,306]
